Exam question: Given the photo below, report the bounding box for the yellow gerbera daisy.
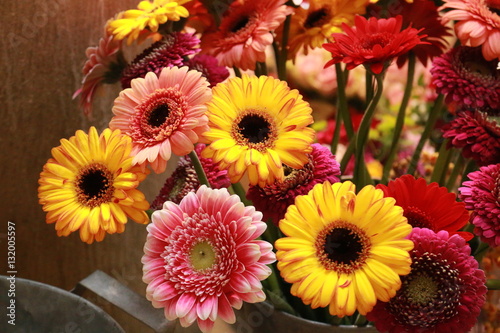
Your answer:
[38,127,150,244]
[107,0,191,45]
[201,75,316,186]
[275,181,414,317]
[286,0,369,59]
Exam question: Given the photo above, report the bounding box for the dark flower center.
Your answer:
[76,163,114,207]
[387,252,461,329]
[404,206,434,229]
[487,0,500,16]
[361,33,392,50]
[148,104,170,127]
[238,114,271,144]
[304,7,329,29]
[230,16,250,33]
[324,228,363,264]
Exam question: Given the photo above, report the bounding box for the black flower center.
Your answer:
[148,104,170,127]
[487,0,500,16]
[324,228,364,265]
[76,164,114,207]
[230,16,250,33]
[304,7,329,29]
[238,114,271,144]
[404,206,434,230]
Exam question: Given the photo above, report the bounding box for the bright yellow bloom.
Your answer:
[38,127,150,244]
[275,181,413,317]
[201,75,316,187]
[107,0,191,45]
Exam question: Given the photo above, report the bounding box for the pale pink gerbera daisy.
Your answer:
[441,0,500,61]
[73,35,125,117]
[142,186,275,332]
[200,0,291,70]
[109,66,212,173]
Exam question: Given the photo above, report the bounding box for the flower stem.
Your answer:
[430,142,453,185]
[365,71,373,108]
[407,94,445,175]
[381,53,416,183]
[353,74,384,188]
[487,279,500,290]
[277,15,291,81]
[189,150,210,188]
[335,63,354,142]
[445,154,465,191]
[233,66,242,78]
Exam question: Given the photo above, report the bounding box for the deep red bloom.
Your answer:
[431,46,500,110]
[442,110,500,166]
[367,228,487,333]
[184,54,230,87]
[459,163,500,247]
[376,175,473,240]
[323,15,428,74]
[246,144,341,224]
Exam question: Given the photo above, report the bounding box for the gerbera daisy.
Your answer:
[323,15,428,74]
[142,186,275,332]
[200,0,290,70]
[151,143,230,209]
[107,0,191,45]
[430,46,500,110]
[38,127,150,244]
[441,0,500,61]
[120,32,200,89]
[275,181,414,317]
[459,163,500,247]
[201,75,316,186]
[376,174,472,240]
[246,143,341,224]
[109,66,212,174]
[442,110,500,166]
[367,228,487,333]
[286,0,369,59]
[73,35,125,117]
[184,54,230,87]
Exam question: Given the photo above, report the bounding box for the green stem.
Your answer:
[340,138,355,174]
[487,279,500,290]
[277,15,291,81]
[230,182,251,205]
[233,66,242,78]
[460,159,477,183]
[381,53,416,183]
[365,71,373,108]
[189,150,210,188]
[335,63,354,142]
[330,104,342,156]
[445,154,465,191]
[429,142,452,185]
[353,74,384,188]
[407,94,445,175]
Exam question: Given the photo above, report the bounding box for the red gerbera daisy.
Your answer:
[430,46,500,110]
[246,143,341,225]
[459,163,500,247]
[323,15,428,74]
[200,0,291,70]
[367,228,487,333]
[442,110,500,166]
[376,175,473,240]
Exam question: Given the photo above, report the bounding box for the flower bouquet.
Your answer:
[38,0,500,332]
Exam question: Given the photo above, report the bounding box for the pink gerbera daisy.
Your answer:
[73,35,125,117]
[246,143,341,225]
[142,186,275,332]
[459,163,500,247]
[430,46,500,110]
[367,228,487,333]
[109,66,212,173]
[323,15,428,74]
[442,110,500,166]
[441,0,500,61]
[200,0,291,70]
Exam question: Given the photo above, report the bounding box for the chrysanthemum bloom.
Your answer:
[201,75,316,186]
[200,0,290,70]
[275,181,414,317]
[431,46,500,110]
[151,143,230,209]
[142,186,275,332]
[107,0,191,45]
[376,174,472,240]
[394,0,452,67]
[286,0,369,59]
[246,143,341,224]
[323,15,428,74]
[367,228,487,333]
[73,35,125,117]
[121,32,200,89]
[38,127,150,244]
[441,0,500,61]
[110,66,212,174]
[459,163,500,247]
[442,110,500,166]
[184,54,230,87]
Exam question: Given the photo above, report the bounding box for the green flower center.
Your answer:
[76,163,114,207]
[190,241,217,271]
